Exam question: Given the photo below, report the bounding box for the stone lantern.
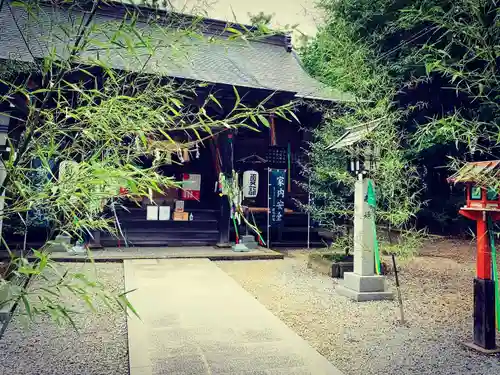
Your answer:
[326,121,393,301]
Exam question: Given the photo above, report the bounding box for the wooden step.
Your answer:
[100,239,218,247]
[121,227,219,234]
[270,241,324,248]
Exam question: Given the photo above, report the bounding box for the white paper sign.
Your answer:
[146,205,159,220]
[159,206,171,221]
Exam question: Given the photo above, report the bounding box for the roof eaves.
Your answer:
[326,118,382,150]
[448,160,500,183]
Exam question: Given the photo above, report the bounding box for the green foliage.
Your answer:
[326,231,353,256]
[0,0,295,326]
[248,11,273,27]
[301,0,500,243]
[381,228,426,259]
[0,250,135,329]
[301,30,421,242]
[301,19,394,101]
[321,252,352,262]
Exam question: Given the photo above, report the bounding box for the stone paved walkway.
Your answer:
[124,259,343,375]
[22,246,283,262]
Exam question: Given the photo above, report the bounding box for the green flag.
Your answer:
[366,180,381,275]
[366,179,376,208]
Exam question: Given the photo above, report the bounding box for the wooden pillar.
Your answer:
[459,209,497,351]
[216,131,233,248]
[474,215,496,349]
[476,217,492,280]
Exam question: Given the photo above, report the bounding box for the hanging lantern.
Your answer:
[242,170,259,198]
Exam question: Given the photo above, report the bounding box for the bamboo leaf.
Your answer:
[21,294,32,320]
[257,115,270,127]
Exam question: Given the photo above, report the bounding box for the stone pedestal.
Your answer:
[337,272,393,301]
[336,177,393,301]
[240,235,258,250]
[46,234,72,253]
[232,243,250,252]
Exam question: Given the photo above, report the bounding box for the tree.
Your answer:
[248,11,273,27]
[301,0,499,242]
[299,2,422,254]
[0,0,294,326]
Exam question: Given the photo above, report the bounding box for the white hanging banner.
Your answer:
[242,170,259,198]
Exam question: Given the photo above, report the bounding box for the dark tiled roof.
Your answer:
[0,2,352,102]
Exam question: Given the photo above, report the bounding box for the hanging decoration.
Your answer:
[165,151,172,165]
[182,148,190,163]
[218,170,266,245]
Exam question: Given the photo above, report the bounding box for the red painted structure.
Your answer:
[459,202,500,280]
[449,160,500,351]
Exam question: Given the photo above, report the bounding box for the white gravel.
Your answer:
[0,262,128,375]
[217,252,500,375]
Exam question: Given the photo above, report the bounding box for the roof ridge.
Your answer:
[33,0,288,47]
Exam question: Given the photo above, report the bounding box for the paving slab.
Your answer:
[124,258,343,375]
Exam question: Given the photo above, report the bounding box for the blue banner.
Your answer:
[269,169,286,227]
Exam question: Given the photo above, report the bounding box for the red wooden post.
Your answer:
[459,208,498,351]
[466,184,471,207]
[450,162,500,352]
[476,217,492,280]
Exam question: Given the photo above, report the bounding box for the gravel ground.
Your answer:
[0,263,128,375]
[217,242,500,375]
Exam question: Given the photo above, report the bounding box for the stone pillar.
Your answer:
[336,176,393,301]
[353,176,375,276]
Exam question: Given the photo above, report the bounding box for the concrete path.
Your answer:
[124,259,343,375]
